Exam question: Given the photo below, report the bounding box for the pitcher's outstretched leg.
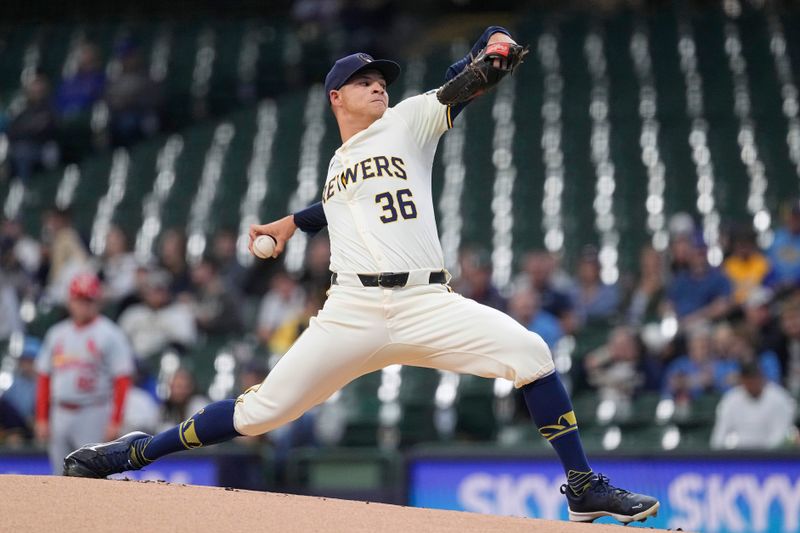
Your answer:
[64,399,239,478]
[522,372,659,523]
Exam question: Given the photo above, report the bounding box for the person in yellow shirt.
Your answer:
[268,294,324,356]
[723,227,770,305]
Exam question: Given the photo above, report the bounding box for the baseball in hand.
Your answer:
[253,235,278,259]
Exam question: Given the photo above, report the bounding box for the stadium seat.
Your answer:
[338,372,382,447]
[396,367,440,446]
[570,391,599,429]
[454,374,497,441]
[113,136,166,236]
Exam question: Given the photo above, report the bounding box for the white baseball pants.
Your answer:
[233,282,554,436]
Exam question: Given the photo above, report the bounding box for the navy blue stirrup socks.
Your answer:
[521,372,594,496]
[130,399,241,466]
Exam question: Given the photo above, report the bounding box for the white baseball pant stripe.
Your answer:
[233,283,554,436]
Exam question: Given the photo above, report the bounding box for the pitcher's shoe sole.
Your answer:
[568,501,660,524]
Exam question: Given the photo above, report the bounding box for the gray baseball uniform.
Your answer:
[36,316,134,473]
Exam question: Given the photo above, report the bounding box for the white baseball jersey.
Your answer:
[321,91,451,273]
[234,88,555,438]
[36,316,134,405]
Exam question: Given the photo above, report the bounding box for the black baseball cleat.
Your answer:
[561,474,660,524]
[63,431,151,478]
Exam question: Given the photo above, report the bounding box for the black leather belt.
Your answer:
[331,271,447,288]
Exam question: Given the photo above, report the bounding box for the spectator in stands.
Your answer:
[97,225,138,308]
[663,325,722,403]
[158,368,209,431]
[723,225,770,305]
[41,207,89,303]
[55,42,105,119]
[570,245,619,327]
[233,361,270,446]
[666,236,731,327]
[454,248,506,311]
[515,250,575,333]
[211,228,247,293]
[667,212,696,273]
[118,269,197,360]
[112,263,152,319]
[292,0,342,34]
[712,323,781,392]
[0,336,41,443]
[622,245,667,326]
[710,362,796,449]
[712,322,743,384]
[0,272,22,342]
[105,38,160,147]
[1,216,41,285]
[157,228,192,295]
[584,326,660,403]
[238,360,268,394]
[120,361,160,435]
[256,270,305,347]
[508,287,562,350]
[338,0,395,59]
[189,257,243,336]
[298,234,332,302]
[268,293,323,356]
[767,199,800,291]
[737,286,781,355]
[775,297,800,396]
[727,330,781,384]
[6,73,59,183]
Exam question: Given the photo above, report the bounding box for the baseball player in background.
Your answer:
[64,27,658,524]
[35,272,134,473]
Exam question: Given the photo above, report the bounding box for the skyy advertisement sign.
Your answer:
[409,457,800,532]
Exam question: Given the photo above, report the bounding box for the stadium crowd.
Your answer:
[0,38,163,186]
[0,0,420,187]
[1,199,800,456]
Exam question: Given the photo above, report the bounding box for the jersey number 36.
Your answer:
[375,189,417,223]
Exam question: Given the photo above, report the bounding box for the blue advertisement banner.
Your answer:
[0,455,218,486]
[409,457,800,532]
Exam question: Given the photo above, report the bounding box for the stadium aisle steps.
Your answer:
[739,7,797,206]
[160,122,215,230]
[648,8,696,218]
[558,15,595,265]
[693,8,749,222]
[114,137,165,236]
[511,19,546,254]
[207,108,256,232]
[606,11,650,272]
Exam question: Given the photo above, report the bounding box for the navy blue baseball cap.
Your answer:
[324,53,401,99]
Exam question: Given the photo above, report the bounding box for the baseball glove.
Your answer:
[436,41,529,105]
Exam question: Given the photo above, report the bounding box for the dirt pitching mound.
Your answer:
[1,475,661,532]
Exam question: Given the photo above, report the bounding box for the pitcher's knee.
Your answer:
[509,331,555,388]
[510,330,552,363]
[232,389,297,436]
[528,332,553,362]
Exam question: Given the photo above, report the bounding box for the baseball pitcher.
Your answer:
[64,27,658,524]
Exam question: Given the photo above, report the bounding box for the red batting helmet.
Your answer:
[69,272,102,300]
